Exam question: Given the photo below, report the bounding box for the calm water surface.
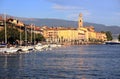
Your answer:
[0,45,120,79]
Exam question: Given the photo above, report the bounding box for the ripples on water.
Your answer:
[0,45,120,79]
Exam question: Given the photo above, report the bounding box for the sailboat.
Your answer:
[21,24,34,52]
[1,13,20,54]
[21,25,29,52]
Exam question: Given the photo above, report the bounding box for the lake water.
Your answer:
[0,45,120,79]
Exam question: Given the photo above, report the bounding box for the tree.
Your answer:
[106,31,113,41]
[100,31,105,33]
[35,33,45,43]
[0,22,46,45]
[0,29,5,42]
[8,27,20,44]
[118,34,120,41]
[0,26,20,44]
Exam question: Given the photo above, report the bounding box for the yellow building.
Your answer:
[43,13,107,44]
[96,32,107,41]
[57,29,84,44]
[43,27,58,43]
[78,27,88,41]
[86,26,96,41]
[43,27,85,44]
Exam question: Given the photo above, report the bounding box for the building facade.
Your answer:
[43,13,107,44]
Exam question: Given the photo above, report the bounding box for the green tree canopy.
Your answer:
[0,26,20,44]
[0,23,45,44]
[118,34,120,41]
[106,31,113,41]
[35,33,45,42]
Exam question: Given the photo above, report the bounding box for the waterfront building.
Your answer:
[27,25,43,34]
[86,26,96,41]
[77,13,107,42]
[43,27,58,43]
[77,14,89,41]
[0,16,4,27]
[43,27,88,45]
[96,32,107,41]
[7,18,24,26]
[0,14,107,45]
[57,28,79,45]
[0,17,4,31]
[43,13,107,44]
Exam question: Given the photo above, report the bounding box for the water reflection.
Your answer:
[4,55,7,69]
[0,45,120,79]
[0,54,22,78]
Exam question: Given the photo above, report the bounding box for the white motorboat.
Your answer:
[21,45,34,52]
[105,41,120,45]
[21,46,29,52]
[34,43,50,51]
[5,47,19,53]
[0,47,20,54]
[105,40,120,45]
[34,43,43,51]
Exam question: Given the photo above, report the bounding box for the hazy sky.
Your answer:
[0,0,120,26]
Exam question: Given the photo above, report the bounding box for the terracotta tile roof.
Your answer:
[0,16,3,21]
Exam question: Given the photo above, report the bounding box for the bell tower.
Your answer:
[78,13,83,29]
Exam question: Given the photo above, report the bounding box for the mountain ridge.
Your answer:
[0,14,120,35]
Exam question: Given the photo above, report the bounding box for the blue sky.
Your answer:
[0,0,120,26]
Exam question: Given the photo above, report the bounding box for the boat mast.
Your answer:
[31,24,33,44]
[25,25,27,45]
[20,25,22,46]
[34,24,35,45]
[4,13,7,44]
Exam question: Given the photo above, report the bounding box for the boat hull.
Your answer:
[105,42,120,45]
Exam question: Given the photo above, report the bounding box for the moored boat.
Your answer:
[0,47,21,54]
[105,41,120,45]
